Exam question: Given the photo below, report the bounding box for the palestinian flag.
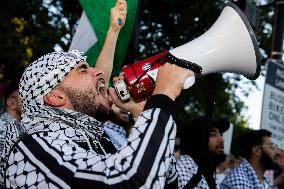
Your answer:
[69,0,140,79]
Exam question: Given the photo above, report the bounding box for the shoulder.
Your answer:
[176,155,210,189]
[221,165,251,188]
[7,131,87,164]
[5,133,78,189]
[176,155,198,183]
[176,155,197,169]
[5,131,86,175]
[0,113,14,126]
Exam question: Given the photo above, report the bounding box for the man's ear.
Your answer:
[43,89,66,107]
[252,146,262,157]
[6,98,17,110]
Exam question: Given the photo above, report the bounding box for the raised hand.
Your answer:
[110,0,127,32]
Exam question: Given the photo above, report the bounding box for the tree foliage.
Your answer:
[0,0,81,82]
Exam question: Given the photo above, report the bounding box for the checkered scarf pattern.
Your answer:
[220,159,273,189]
[19,50,86,116]
[104,121,127,139]
[0,113,24,186]
[176,155,210,189]
[0,119,24,186]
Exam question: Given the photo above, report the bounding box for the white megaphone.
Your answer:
[114,2,261,102]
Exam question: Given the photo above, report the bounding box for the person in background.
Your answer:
[0,82,23,188]
[111,104,132,132]
[274,149,284,189]
[104,104,132,140]
[215,154,240,188]
[176,116,230,189]
[103,104,133,150]
[221,129,281,189]
[0,82,21,124]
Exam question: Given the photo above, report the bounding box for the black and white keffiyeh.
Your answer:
[176,155,210,189]
[0,113,15,157]
[19,50,86,115]
[0,119,24,186]
[0,112,24,186]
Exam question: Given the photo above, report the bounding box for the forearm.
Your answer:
[95,29,119,86]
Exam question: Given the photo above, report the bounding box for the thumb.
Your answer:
[109,87,123,107]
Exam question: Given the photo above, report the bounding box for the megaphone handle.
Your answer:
[183,76,196,89]
[148,69,195,89]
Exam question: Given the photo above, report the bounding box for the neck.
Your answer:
[249,158,265,182]
[6,109,21,120]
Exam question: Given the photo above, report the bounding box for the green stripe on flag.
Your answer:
[79,0,138,80]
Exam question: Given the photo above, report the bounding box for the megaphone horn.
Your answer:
[170,2,261,80]
[114,2,261,102]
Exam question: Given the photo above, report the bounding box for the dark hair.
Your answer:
[4,82,19,111]
[240,129,272,159]
[180,116,212,157]
[179,116,218,189]
[4,82,19,101]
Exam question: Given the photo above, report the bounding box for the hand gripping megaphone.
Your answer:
[114,2,261,101]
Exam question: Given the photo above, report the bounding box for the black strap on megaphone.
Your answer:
[160,52,203,73]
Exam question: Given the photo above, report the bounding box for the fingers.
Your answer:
[109,87,121,106]
[116,2,127,18]
[109,87,129,111]
[116,0,127,9]
[112,75,124,82]
[110,0,127,31]
[115,0,127,20]
[153,63,194,101]
[109,87,145,118]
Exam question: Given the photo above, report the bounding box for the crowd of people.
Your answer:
[0,0,283,188]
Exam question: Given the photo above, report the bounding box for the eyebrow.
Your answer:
[210,128,218,131]
[8,96,18,99]
[76,64,89,71]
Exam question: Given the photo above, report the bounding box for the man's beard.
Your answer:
[209,151,227,164]
[260,150,279,170]
[63,87,114,122]
[208,144,226,164]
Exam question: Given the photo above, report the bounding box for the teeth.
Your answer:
[100,83,105,88]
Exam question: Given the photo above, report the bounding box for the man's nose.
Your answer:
[219,135,225,143]
[90,67,104,77]
[275,148,282,156]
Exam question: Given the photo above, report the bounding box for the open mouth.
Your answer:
[97,78,113,106]
[97,78,106,96]
[216,144,224,151]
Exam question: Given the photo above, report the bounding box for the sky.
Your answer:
[242,55,284,130]
[241,75,265,130]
